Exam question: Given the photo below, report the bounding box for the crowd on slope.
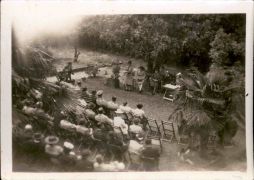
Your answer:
[13,78,161,172]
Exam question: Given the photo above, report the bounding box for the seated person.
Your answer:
[140,139,160,171]
[94,107,113,127]
[113,116,128,135]
[81,87,92,103]
[59,141,77,170]
[31,132,45,156]
[132,104,145,119]
[115,108,128,122]
[132,104,147,129]
[96,90,108,107]
[129,118,143,135]
[92,128,108,142]
[119,102,132,114]
[44,136,64,157]
[107,96,119,110]
[59,119,77,132]
[22,103,54,121]
[85,103,96,120]
[76,121,92,136]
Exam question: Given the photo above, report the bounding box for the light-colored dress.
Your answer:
[125,65,134,86]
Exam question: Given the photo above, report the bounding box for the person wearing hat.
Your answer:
[94,107,113,127]
[44,136,63,157]
[31,132,45,157]
[114,108,128,122]
[59,141,77,170]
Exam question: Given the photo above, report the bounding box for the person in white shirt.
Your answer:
[113,116,128,135]
[132,104,145,119]
[132,104,148,130]
[119,102,132,114]
[95,107,113,126]
[129,118,143,134]
[96,90,108,107]
[107,96,119,110]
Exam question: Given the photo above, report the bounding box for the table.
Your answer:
[162,84,180,102]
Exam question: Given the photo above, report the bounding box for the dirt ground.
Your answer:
[13,47,246,172]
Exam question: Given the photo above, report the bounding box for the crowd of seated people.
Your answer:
[13,78,161,172]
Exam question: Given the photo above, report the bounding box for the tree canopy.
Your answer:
[76,14,245,73]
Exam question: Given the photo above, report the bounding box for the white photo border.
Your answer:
[1,1,253,180]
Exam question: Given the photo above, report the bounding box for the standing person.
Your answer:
[92,63,99,77]
[136,66,146,93]
[149,70,161,95]
[124,61,134,91]
[63,62,73,82]
[73,46,80,62]
[112,60,121,89]
[159,66,166,92]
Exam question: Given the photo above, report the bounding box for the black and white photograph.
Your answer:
[1,1,253,180]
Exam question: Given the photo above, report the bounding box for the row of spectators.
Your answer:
[13,78,161,172]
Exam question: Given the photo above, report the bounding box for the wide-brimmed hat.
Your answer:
[96,90,103,96]
[63,141,74,150]
[45,135,59,145]
[115,109,124,114]
[33,132,44,143]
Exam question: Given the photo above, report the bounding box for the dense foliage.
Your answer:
[76,14,245,73]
